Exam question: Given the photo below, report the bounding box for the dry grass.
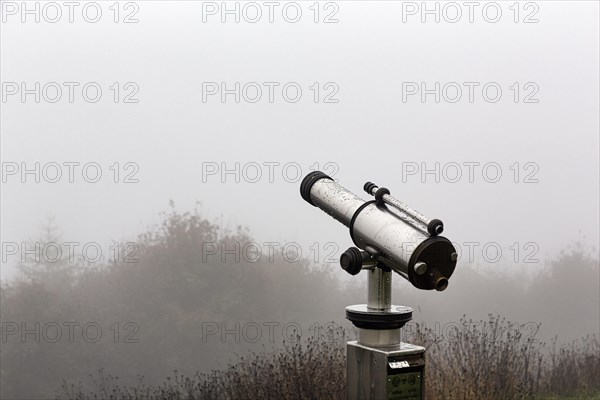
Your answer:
[59,316,599,400]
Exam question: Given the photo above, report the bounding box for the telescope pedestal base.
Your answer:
[346,304,413,330]
[346,303,423,399]
[347,341,425,400]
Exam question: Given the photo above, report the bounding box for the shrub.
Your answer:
[59,317,599,400]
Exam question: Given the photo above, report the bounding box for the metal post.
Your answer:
[347,267,426,400]
[367,267,392,311]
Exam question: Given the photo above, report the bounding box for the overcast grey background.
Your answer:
[1,1,598,283]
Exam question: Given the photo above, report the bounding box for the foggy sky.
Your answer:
[1,1,599,281]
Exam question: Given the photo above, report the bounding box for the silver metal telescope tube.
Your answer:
[351,202,429,274]
[301,172,428,276]
[301,171,457,291]
[306,177,365,227]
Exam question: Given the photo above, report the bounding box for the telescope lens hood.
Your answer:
[300,171,333,206]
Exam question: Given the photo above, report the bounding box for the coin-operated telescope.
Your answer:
[300,171,457,400]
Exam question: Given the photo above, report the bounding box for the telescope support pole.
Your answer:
[367,266,392,311]
[347,268,426,400]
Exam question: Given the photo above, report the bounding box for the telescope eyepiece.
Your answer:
[435,277,449,292]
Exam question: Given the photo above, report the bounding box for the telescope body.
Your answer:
[301,172,456,291]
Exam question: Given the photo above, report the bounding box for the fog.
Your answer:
[1,1,599,399]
